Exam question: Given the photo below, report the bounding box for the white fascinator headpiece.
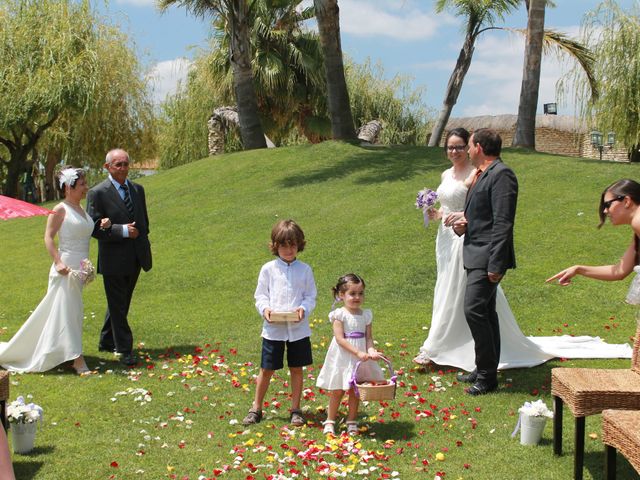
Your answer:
[59,168,79,188]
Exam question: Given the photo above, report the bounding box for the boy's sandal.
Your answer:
[322,420,336,435]
[346,421,359,435]
[290,409,305,427]
[242,409,263,425]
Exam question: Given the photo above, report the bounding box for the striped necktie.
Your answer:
[121,183,134,218]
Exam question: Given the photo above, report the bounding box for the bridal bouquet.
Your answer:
[415,187,439,226]
[73,258,96,285]
[7,396,43,424]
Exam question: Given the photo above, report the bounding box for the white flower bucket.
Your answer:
[520,413,547,446]
[11,422,37,454]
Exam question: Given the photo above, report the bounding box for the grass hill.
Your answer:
[1,141,639,479]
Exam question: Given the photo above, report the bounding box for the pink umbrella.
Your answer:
[0,195,54,221]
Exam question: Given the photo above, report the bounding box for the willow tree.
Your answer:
[41,25,156,198]
[158,0,267,150]
[560,0,640,161]
[0,0,99,197]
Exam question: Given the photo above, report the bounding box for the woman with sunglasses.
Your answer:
[414,136,633,370]
[547,179,640,286]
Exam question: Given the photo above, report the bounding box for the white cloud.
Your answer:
[115,0,156,6]
[339,1,443,40]
[456,31,577,116]
[147,58,193,104]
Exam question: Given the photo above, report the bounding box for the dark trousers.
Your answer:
[100,267,141,354]
[464,268,500,383]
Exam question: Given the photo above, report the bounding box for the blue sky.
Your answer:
[104,0,633,119]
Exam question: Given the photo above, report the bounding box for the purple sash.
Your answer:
[344,332,365,339]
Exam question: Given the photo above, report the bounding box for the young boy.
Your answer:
[243,219,317,426]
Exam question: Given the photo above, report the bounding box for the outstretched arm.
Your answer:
[546,237,636,285]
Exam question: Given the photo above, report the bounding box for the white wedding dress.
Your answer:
[418,168,632,372]
[0,203,94,372]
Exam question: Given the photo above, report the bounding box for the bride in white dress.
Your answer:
[0,168,110,374]
[414,128,632,371]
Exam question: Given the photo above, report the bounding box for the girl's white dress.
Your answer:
[0,203,94,372]
[418,167,632,371]
[316,307,385,390]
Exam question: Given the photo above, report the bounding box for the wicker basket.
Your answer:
[350,356,397,401]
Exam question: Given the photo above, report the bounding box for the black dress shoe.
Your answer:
[456,369,478,383]
[98,345,115,353]
[120,353,137,367]
[465,381,498,396]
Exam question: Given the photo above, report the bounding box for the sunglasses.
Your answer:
[603,195,625,210]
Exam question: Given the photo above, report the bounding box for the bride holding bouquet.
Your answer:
[414,128,631,371]
[0,167,110,374]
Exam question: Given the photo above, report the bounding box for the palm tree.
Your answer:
[512,1,598,149]
[208,0,328,144]
[428,0,520,147]
[313,0,356,140]
[512,0,546,149]
[158,0,267,150]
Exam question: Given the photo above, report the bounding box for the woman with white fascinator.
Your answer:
[0,167,111,374]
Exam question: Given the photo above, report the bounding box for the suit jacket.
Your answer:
[463,158,518,274]
[86,178,152,276]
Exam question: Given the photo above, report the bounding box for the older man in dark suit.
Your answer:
[453,129,518,395]
[87,149,152,367]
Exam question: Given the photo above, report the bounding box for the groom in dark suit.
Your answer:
[453,129,518,395]
[87,149,152,367]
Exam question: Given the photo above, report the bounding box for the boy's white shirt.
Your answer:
[254,257,317,342]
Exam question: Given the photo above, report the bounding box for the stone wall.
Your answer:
[444,115,630,162]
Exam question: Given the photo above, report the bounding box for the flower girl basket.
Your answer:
[349,356,397,401]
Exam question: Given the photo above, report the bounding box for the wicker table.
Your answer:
[602,409,640,479]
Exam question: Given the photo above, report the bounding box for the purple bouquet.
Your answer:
[415,188,439,226]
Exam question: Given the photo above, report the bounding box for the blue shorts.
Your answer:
[261,337,313,370]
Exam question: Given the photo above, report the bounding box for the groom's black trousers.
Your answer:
[464,268,500,383]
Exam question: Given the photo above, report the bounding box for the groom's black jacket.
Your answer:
[463,158,518,274]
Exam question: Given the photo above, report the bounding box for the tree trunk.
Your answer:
[512,0,545,149]
[314,0,356,141]
[428,34,476,147]
[44,147,62,201]
[229,0,267,150]
[4,148,29,199]
[630,145,640,163]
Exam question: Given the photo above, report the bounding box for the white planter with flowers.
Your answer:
[7,396,43,454]
[512,399,553,446]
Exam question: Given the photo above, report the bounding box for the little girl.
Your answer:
[316,274,385,435]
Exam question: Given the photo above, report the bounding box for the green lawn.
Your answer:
[1,141,639,479]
